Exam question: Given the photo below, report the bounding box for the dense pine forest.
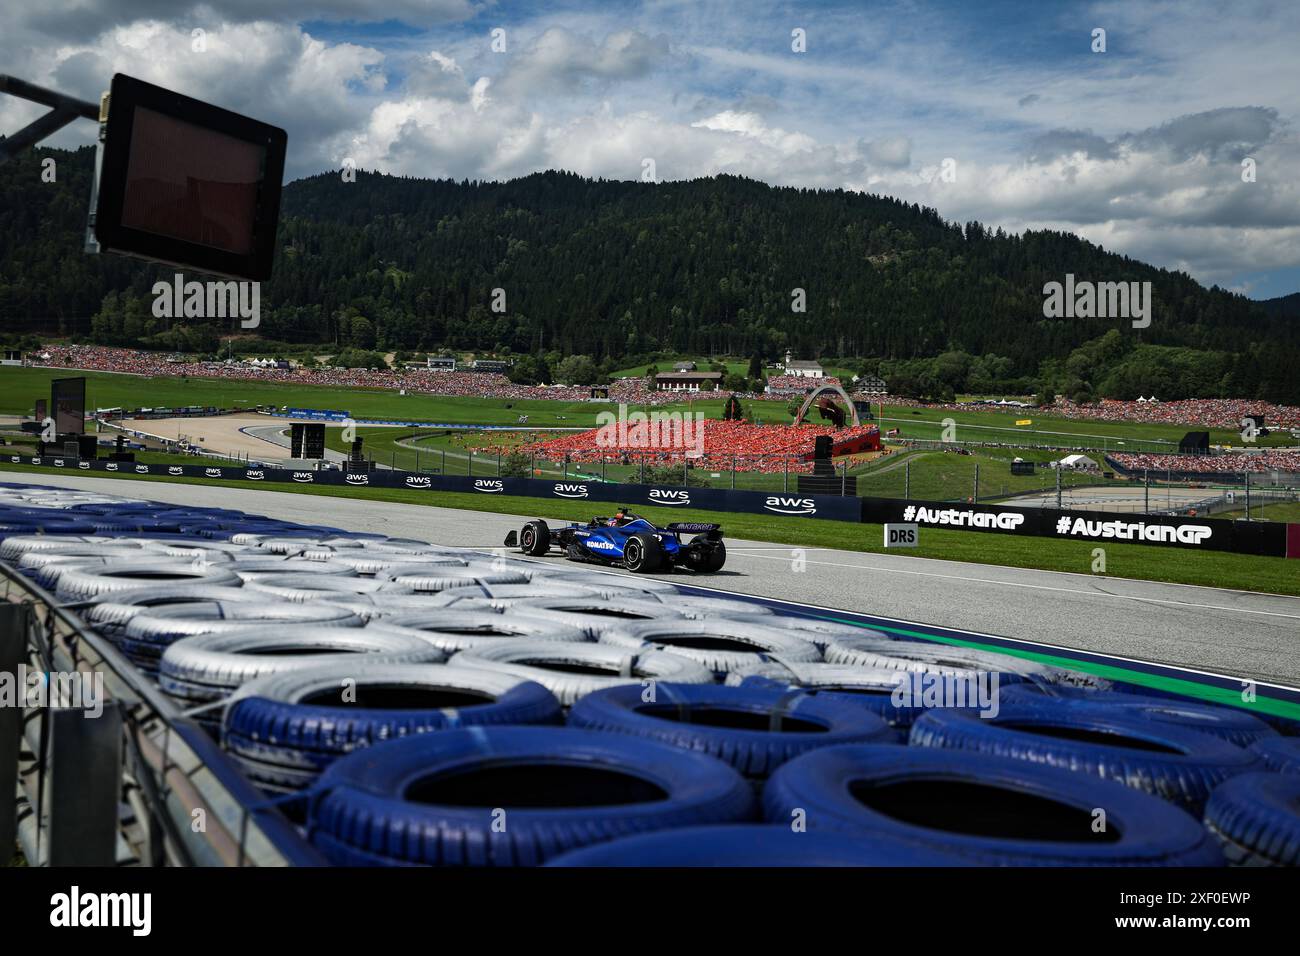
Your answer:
[1,145,1297,403]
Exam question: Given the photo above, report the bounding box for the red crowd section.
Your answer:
[474,420,884,473]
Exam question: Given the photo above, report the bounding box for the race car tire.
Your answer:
[223,662,562,782]
[306,726,756,866]
[159,629,442,704]
[683,541,726,573]
[449,641,713,705]
[599,619,821,676]
[999,685,1279,748]
[567,682,896,777]
[545,824,975,867]
[367,610,588,653]
[1203,772,1300,865]
[763,744,1224,866]
[910,703,1262,812]
[520,520,551,556]
[622,533,663,573]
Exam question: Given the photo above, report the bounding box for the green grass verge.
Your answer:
[2,460,1295,596]
[1215,501,1300,522]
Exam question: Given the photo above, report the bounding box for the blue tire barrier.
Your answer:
[223,662,563,790]
[999,685,1279,748]
[307,726,757,866]
[546,824,977,867]
[910,703,1261,812]
[1204,772,1300,866]
[763,744,1224,866]
[567,682,896,778]
[1249,737,1300,775]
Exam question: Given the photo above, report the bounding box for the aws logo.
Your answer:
[405,476,432,488]
[649,488,690,506]
[53,458,64,467]
[292,472,314,483]
[245,470,265,480]
[764,496,816,516]
[31,457,42,465]
[78,461,90,470]
[9,456,18,463]
[105,462,118,471]
[345,473,370,485]
[135,465,150,474]
[205,468,222,477]
[474,479,504,493]
[168,466,184,476]
[553,483,589,499]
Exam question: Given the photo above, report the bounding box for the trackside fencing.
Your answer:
[1,566,321,867]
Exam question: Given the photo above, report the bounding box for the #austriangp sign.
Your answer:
[860,497,1286,556]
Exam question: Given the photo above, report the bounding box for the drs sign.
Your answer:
[885,523,918,548]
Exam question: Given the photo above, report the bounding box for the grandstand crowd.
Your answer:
[1108,450,1300,475]
[25,345,1300,432]
[473,421,883,474]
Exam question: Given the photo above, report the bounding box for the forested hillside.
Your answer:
[1,145,1296,402]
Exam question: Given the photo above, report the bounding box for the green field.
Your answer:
[1215,501,1300,522]
[2,459,1295,597]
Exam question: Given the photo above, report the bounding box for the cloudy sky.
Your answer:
[5,0,1299,298]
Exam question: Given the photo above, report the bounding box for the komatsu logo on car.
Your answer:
[554,483,589,498]
[649,488,690,505]
[902,505,1024,530]
[474,479,504,492]
[1053,515,1213,545]
[345,473,369,485]
[292,471,314,482]
[245,470,264,480]
[764,496,816,515]
[168,466,183,476]
[405,476,432,488]
[205,468,222,477]
[586,539,619,551]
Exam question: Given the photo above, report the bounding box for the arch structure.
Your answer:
[792,382,860,428]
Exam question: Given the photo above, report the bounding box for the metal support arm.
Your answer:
[0,74,100,164]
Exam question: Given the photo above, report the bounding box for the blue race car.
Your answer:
[504,508,727,573]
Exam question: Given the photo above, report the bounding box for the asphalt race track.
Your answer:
[14,471,1300,691]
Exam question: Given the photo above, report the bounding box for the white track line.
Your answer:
[723,550,1300,621]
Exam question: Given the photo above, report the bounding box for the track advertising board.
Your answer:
[50,377,86,434]
[860,496,1286,556]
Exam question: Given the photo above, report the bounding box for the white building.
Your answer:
[783,351,824,378]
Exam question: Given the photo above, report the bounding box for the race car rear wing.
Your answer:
[666,522,721,533]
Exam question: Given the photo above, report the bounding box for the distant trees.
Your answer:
[6,147,1300,403]
[553,354,600,385]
